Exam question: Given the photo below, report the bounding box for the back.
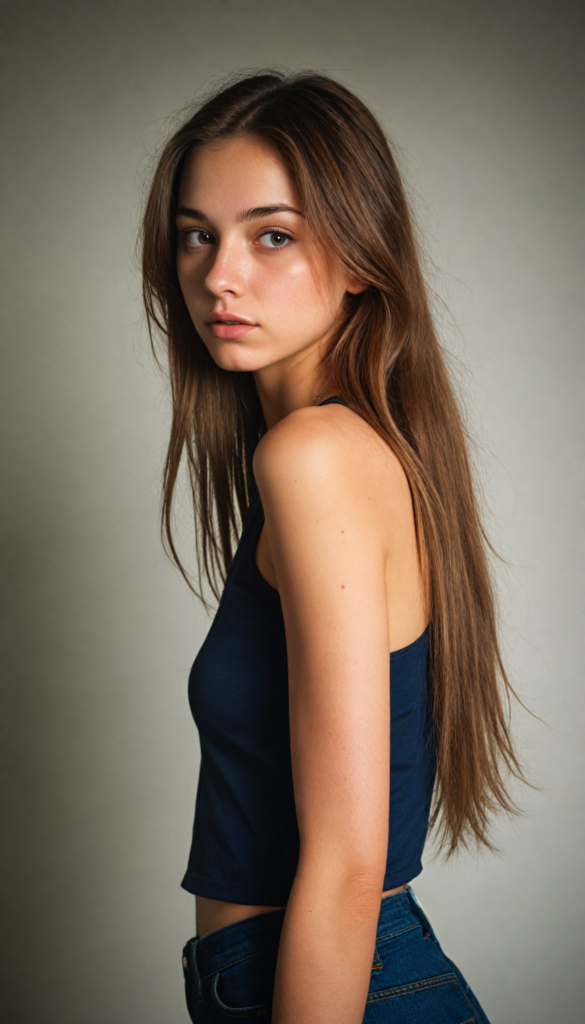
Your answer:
[182,423,436,903]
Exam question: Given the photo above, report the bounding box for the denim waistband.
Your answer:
[184,886,428,990]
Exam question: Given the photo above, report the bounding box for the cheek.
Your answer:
[261,257,336,325]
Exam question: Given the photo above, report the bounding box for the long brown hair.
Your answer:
[141,69,525,854]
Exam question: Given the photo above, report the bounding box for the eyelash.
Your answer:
[257,229,294,249]
[178,227,294,249]
[179,228,213,247]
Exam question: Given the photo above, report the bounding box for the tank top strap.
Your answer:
[317,395,350,408]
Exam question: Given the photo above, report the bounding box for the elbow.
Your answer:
[344,863,387,904]
[296,846,387,903]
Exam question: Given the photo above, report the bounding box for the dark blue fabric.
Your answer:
[181,397,436,905]
[182,886,491,1023]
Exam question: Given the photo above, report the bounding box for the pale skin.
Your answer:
[176,136,428,1023]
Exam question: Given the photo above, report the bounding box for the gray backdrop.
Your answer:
[1,1,583,1021]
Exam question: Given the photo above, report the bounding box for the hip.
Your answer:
[182,886,490,1023]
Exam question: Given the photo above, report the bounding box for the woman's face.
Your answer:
[175,136,362,376]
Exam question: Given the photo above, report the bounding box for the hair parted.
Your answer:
[140,68,526,856]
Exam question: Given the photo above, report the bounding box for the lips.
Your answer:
[207,313,258,339]
[208,312,254,324]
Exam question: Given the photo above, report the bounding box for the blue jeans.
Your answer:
[182,886,490,1022]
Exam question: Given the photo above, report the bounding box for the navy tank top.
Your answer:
[181,398,436,906]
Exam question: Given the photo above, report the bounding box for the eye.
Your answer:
[258,230,292,249]
[181,228,214,247]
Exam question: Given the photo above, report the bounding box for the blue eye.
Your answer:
[258,231,292,248]
[183,229,213,247]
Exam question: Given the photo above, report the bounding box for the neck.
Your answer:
[253,345,332,429]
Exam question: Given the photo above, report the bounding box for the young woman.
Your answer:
[141,70,523,1024]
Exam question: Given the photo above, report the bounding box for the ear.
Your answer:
[346,278,369,295]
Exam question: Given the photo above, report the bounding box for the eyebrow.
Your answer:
[175,203,304,221]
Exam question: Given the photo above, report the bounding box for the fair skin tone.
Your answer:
[176,136,428,1024]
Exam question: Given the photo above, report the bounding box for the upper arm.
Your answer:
[254,408,391,882]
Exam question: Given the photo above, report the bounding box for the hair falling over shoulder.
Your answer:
[140,69,527,857]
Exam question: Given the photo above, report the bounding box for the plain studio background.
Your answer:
[1,1,583,1021]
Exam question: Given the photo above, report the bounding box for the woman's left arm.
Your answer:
[254,407,393,1024]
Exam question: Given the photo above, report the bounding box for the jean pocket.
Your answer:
[365,971,481,1023]
[210,971,268,1017]
[209,947,278,1018]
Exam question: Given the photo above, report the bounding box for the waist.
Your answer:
[190,886,422,977]
[195,884,409,939]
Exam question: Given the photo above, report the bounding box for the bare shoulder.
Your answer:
[253,401,408,513]
[254,403,426,645]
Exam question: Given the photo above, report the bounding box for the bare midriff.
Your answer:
[195,884,409,938]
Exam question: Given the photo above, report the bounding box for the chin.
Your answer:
[215,354,259,373]
[205,338,279,374]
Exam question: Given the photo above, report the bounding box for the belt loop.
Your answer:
[183,936,204,1002]
[408,886,428,918]
[407,887,437,941]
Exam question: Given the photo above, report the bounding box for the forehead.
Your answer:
[178,136,301,211]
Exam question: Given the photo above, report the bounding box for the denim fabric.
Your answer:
[182,887,490,1023]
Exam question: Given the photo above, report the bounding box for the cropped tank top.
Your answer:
[181,397,436,906]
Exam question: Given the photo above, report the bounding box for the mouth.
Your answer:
[207,313,256,326]
[206,314,258,338]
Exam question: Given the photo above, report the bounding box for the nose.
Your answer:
[203,238,245,298]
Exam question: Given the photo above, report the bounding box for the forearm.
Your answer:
[272,862,382,1024]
